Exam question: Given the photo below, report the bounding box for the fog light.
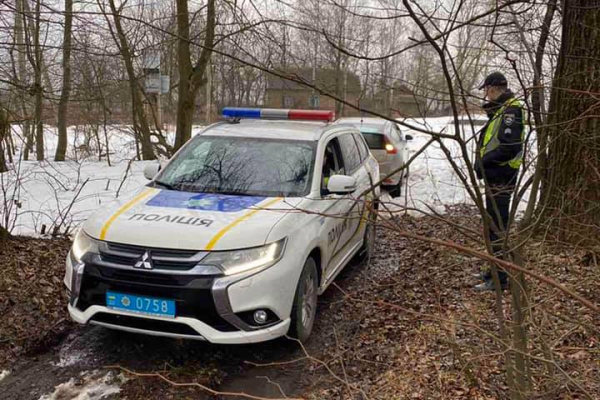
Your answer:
[253,310,268,324]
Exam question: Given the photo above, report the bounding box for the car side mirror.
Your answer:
[405,134,414,141]
[143,163,160,180]
[327,175,357,194]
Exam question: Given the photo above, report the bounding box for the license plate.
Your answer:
[106,291,175,318]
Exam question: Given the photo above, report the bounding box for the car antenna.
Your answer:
[359,101,364,125]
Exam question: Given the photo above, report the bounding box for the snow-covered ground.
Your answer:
[1,117,535,237]
[1,124,199,236]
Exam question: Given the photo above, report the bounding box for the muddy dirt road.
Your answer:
[1,258,366,400]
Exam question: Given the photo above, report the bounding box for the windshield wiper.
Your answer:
[152,180,177,191]
[213,190,255,197]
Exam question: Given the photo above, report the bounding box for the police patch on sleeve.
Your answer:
[504,113,516,126]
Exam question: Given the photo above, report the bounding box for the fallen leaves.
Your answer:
[0,237,73,367]
[302,205,600,399]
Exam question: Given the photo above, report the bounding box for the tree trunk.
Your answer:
[107,0,155,160]
[55,0,74,161]
[0,108,8,173]
[34,1,44,160]
[0,224,9,241]
[174,0,216,151]
[521,0,557,226]
[540,0,600,244]
[14,0,32,161]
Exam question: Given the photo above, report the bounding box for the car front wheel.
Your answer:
[358,204,378,261]
[289,257,318,341]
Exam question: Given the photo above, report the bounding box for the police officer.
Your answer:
[474,72,525,291]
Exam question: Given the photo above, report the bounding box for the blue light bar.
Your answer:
[222,107,261,119]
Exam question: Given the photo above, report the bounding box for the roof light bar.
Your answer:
[222,107,335,122]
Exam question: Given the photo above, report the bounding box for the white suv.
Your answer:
[64,108,380,344]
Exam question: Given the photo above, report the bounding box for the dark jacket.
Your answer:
[474,90,523,185]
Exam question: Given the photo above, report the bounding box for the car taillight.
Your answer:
[384,137,397,154]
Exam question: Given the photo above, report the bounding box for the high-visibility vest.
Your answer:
[480,98,524,169]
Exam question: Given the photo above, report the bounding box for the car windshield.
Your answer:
[155,135,316,197]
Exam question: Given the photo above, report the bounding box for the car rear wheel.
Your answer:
[388,178,402,198]
[289,257,318,341]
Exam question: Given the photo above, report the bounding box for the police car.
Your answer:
[64,108,380,343]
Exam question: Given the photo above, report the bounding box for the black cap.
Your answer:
[479,72,508,90]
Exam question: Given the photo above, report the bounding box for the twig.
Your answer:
[115,158,134,198]
[105,365,303,400]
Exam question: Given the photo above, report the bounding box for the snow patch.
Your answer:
[54,352,89,368]
[38,371,125,400]
[0,369,10,382]
[1,119,536,236]
[53,333,93,368]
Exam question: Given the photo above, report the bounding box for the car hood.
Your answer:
[83,188,299,250]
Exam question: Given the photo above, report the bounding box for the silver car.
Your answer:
[337,118,412,197]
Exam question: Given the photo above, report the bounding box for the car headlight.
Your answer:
[201,238,286,276]
[71,229,99,262]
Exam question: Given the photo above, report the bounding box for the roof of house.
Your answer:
[266,67,361,93]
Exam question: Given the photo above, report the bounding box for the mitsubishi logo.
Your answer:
[134,251,154,270]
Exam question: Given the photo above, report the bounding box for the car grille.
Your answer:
[77,263,237,332]
[99,242,206,271]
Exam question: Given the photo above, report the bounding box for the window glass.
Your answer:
[352,132,369,161]
[321,139,344,191]
[157,136,315,197]
[283,96,294,108]
[338,133,361,173]
[358,124,385,149]
[361,133,385,149]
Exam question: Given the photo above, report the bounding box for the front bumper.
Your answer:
[68,304,290,343]
[66,246,298,344]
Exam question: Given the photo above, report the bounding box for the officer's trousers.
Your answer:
[484,183,514,283]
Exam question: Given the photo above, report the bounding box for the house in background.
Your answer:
[265,67,362,116]
[362,82,425,118]
[264,68,426,119]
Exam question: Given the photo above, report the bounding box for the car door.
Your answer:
[392,123,409,173]
[385,123,402,180]
[318,137,353,279]
[336,132,368,253]
[351,131,377,241]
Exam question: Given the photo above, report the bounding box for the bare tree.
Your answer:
[538,0,600,244]
[174,0,216,151]
[55,0,74,161]
[29,0,45,161]
[102,0,155,160]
